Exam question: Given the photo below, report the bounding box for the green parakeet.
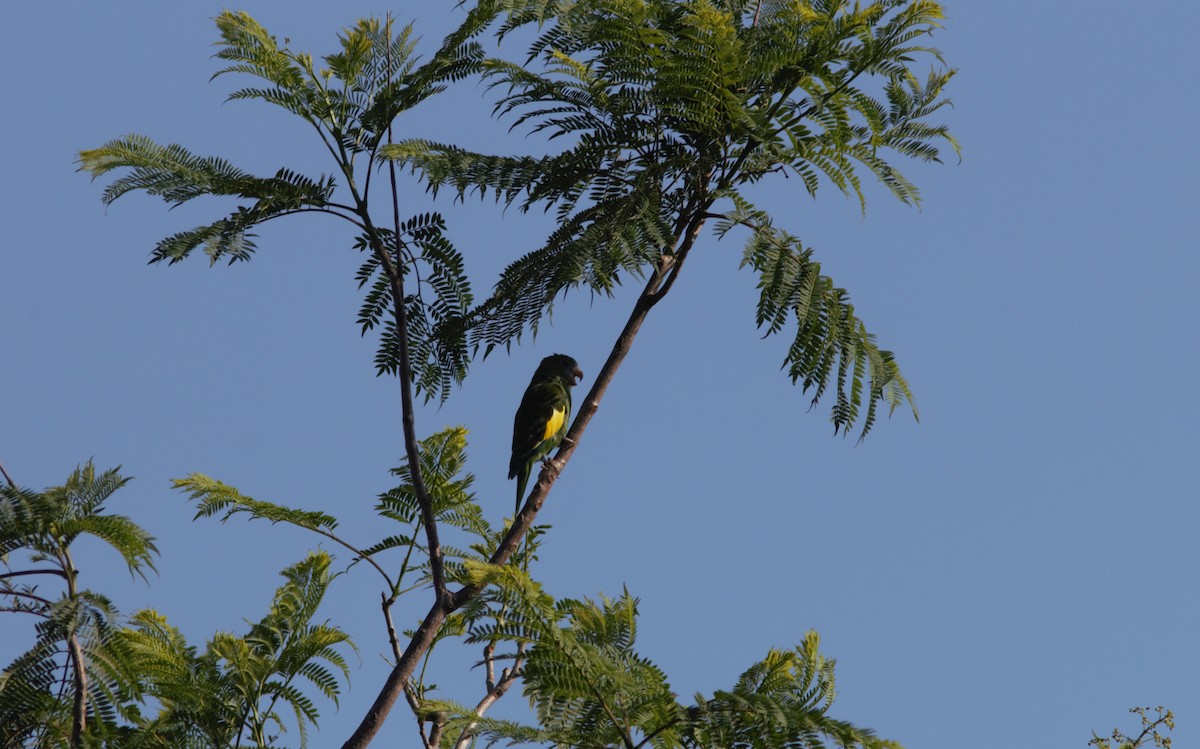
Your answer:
[509,354,584,515]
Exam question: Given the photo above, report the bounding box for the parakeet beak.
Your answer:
[572,367,584,385]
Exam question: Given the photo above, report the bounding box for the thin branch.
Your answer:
[648,208,708,306]
[308,525,395,590]
[382,592,403,662]
[0,589,57,608]
[342,598,447,748]
[263,205,365,227]
[0,568,69,581]
[393,580,429,597]
[222,511,395,591]
[0,606,52,618]
[454,641,527,749]
[372,140,451,611]
[0,459,15,488]
[394,519,423,596]
[484,641,496,692]
[427,718,445,749]
[378,29,447,606]
[61,547,86,749]
[403,681,441,749]
[635,718,682,749]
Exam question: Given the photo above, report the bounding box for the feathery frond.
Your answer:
[355,214,474,403]
[373,427,497,585]
[175,473,342,533]
[80,9,487,397]
[110,553,352,749]
[390,0,952,434]
[726,208,917,438]
[684,632,901,749]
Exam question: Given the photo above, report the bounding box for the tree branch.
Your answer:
[0,459,15,488]
[403,679,446,749]
[402,684,426,747]
[0,605,52,618]
[635,718,682,749]
[0,568,69,581]
[342,596,447,748]
[453,641,526,749]
[372,212,447,596]
[61,547,86,749]
[298,524,396,591]
[375,67,447,604]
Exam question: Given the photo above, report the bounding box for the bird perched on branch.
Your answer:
[509,354,583,515]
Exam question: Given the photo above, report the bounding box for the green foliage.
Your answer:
[354,213,474,401]
[0,592,127,748]
[440,566,900,749]
[720,201,916,436]
[1,469,351,749]
[108,551,352,749]
[0,463,156,576]
[78,134,337,266]
[351,424,507,593]
[685,633,900,749]
[375,426,494,551]
[0,463,158,748]
[392,0,955,437]
[70,4,960,745]
[81,1,955,423]
[1091,707,1175,749]
[78,11,487,403]
[0,628,64,747]
[177,474,342,533]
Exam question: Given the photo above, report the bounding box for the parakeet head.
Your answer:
[538,354,583,386]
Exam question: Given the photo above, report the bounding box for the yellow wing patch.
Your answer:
[542,406,566,442]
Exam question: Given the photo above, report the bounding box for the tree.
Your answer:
[56,0,958,745]
[108,552,352,749]
[0,465,352,749]
[0,463,155,749]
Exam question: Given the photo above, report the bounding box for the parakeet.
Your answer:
[509,354,584,515]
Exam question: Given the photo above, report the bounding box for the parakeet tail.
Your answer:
[514,466,530,517]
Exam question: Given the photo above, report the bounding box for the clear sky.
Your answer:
[2,2,1197,747]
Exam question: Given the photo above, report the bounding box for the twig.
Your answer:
[305,525,396,591]
[404,682,447,749]
[403,684,431,749]
[427,718,445,749]
[60,547,87,749]
[0,606,52,618]
[454,641,527,749]
[0,460,16,488]
[382,592,403,662]
[484,641,496,692]
[0,568,70,581]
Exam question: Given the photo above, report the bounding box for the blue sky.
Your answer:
[3,2,1197,747]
